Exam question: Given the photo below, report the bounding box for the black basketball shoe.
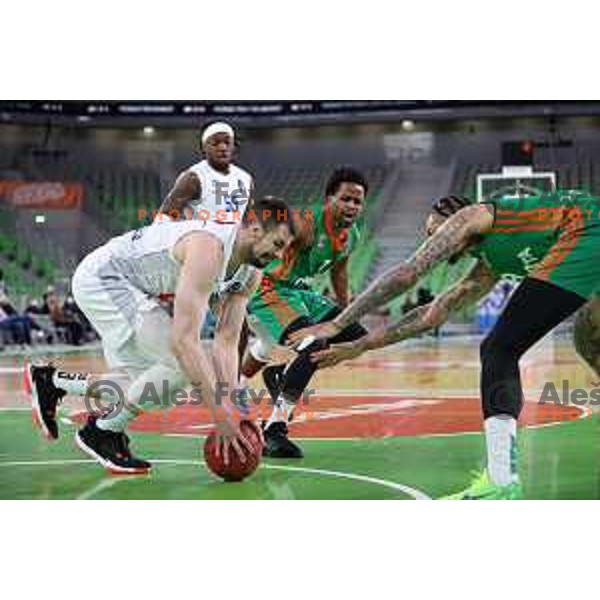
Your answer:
[75,417,152,475]
[25,360,66,441]
[262,421,304,459]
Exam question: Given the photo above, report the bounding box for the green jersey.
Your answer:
[248,200,361,343]
[471,191,600,298]
[263,200,360,289]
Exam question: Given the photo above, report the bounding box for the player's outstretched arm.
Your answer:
[212,266,262,410]
[160,170,201,216]
[333,204,494,330]
[364,259,498,349]
[171,233,254,464]
[313,260,498,368]
[288,204,494,345]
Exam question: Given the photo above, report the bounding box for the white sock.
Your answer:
[484,415,519,486]
[265,395,295,430]
[52,370,89,396]
[95,362,184,434]
[96,404,138,433]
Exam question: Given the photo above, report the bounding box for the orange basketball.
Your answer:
[203,420,263,482]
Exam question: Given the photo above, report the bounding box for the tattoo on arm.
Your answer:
[411,207,491,278]
[335,206,492,329]
[333,263,418,330]
[362,260,498,351]
[160,171,201,215]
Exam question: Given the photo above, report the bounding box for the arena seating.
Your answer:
[0,231,56,296]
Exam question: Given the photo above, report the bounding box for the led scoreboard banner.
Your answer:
[0,100,584,119]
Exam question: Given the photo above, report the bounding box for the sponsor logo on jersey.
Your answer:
[517,246,541,273]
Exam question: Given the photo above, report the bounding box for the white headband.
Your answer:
[202,122,235,145]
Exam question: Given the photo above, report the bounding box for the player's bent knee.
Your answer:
[480,332,516,364]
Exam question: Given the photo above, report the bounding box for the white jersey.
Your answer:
[72,218,242,366]
[81,219,237,300]
[186,159,253,224]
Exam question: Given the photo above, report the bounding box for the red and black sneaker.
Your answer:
[25,360,66,441]
[75,417,152,475]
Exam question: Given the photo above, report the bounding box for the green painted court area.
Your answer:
[2,409,599,500]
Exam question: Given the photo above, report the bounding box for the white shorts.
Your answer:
[245,313,276,363]
[72,246,182,380]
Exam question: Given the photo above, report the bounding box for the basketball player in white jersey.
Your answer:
[158,121,255,389]
[159,121,254,225]
[26,198,296,475]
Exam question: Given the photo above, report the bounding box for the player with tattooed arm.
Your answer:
[290,193,600,499]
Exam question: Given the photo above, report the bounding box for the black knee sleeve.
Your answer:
[480,278,586,421]
[280,337,328,403]
[480,332,524,420]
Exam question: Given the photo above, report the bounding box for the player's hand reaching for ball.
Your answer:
[214,416,256,466]
[311,342,364,369]
[287,320,342,347]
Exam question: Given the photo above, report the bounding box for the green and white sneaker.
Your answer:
[441,471,523,500]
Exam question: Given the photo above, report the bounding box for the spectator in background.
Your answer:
[40,288,55,315]
[0,292,41,345]
[64,292,96,341]
[25,299,42,315]
[43,290,84,345]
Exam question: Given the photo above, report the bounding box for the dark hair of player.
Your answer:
[247,197,299,237]
[325,167,369,198]
[432,195,473,218]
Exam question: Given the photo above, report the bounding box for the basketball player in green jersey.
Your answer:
[242,167,369,458]
[291,192,600,498]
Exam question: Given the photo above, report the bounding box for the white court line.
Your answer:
[0,459,94,467]
[263,464,432,500]
[0,458,432,500]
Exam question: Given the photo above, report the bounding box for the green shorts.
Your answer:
[247,279,338,344]
[533,219,600,300]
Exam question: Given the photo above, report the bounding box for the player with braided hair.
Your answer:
[291,190,600,499]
